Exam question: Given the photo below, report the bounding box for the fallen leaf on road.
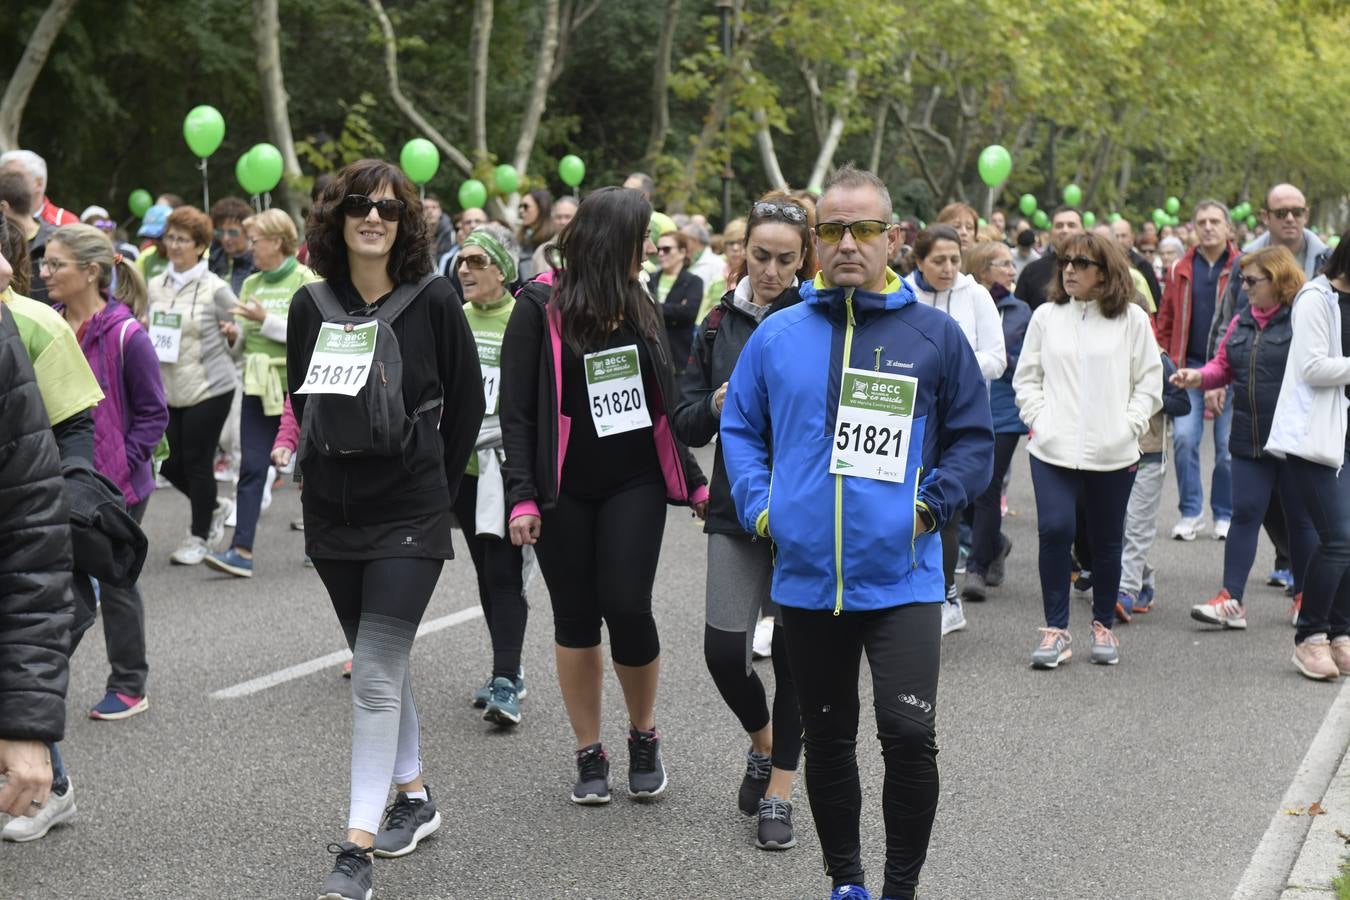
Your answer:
[1310,802,1328,816]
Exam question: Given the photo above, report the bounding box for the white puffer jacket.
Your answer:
[904,272,1006,381]
[1266,275,1350,469]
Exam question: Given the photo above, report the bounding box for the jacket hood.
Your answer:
[54,296,135,342]
[1244,229,1329,276]
[800,268,914,315]
[903,270,979,305]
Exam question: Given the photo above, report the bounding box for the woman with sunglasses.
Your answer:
[673,191,812,851]
[451,223,533,726]
[904,225,1005,633]
[648,230,703,376]
[146,205,240,566]
[1173,246,1316,639]
[516,188,557,281]
[1013,232,1162,668]
[500,186,706,808]
[1266,232,1350,680]
[206,209,318,580]
[288,159,483,900]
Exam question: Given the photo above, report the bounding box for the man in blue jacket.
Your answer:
[720,165,993,900]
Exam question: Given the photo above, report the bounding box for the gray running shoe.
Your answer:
[373,790,441,858]
[572,743,611,805]
[628,727,667,799]
[739,749,771,815]
[1090,620,1120,666]
[1031,628,1072,669]
[756,796,797,850]
[986,535,1012,586]
[318,842,372,900]
[471,666,527,709]
[960,571,988,603]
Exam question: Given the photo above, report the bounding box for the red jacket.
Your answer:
[1154,241,1238,363]
[37,196,77,227]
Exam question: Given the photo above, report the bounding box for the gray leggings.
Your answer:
[312,556,443,834]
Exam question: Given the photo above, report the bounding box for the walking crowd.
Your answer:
[2,142,1349,900]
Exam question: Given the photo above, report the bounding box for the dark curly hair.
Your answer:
[304,158,431,285]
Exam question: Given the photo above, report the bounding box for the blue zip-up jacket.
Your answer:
[989,284,1032,434]
[720,270,994,613]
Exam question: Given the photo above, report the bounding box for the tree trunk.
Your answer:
[251,0,303,221]
[469,0,494,160]
[806,67,858,189]
[643,0,680,162]
[1116,149,1133,205]
[753,108,787,191]
[0,0,80,151]
[511,0,560,174]
[367,0,474,177]
[867,96,889,175]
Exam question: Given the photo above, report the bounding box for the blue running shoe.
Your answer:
[1115,591,1134,624]
[203,547,253,578]
[830,887,871,900]
[1268,568,1293,588]
[483,676,522,726]
[1134,583,1155,614]
[471,666,527,709]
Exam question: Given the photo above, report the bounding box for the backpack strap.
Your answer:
[117,319,136,360]
[307,280,347,320]
[374,272,440,325]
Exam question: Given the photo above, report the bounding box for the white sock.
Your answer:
[403,789,428,802]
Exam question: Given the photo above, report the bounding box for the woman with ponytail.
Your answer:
[46,223,167,720]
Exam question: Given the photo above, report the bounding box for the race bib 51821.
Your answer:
[829,368,916,483]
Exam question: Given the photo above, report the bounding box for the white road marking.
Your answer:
[210,605,485,699]
[1233,679,1350,899]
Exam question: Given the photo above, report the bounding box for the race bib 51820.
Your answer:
[584,345,649,436]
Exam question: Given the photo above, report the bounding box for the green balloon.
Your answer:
[1062,184,1082,207]
[400,139,440,185]
[978,217,987,228]
[1236,202,1251,219]
[1168,215,1181,227]
[977,144,1012,188]
[248,143,284,193]
[128,189,153,218]
[1165,196,1180,215]
[183,105,225,158]
[458,179,488,210]
[235,153,255,193]
[1108,213,1122,224]
[493,164,520,196]
[1032,209,1049,229]
[1153,208,1167,225]
[1018,194,1037,216]
[558,154,585,188]
[1083,211,1096,229]
[1247,214,1258,228]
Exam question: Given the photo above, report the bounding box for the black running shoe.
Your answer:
[756,796,797,850]
[628,726,667,799]
[373,790,441,858]
[572,743,611,805]
[986,535,1012,587]
[318,842,372,900]
[739,749,771,815]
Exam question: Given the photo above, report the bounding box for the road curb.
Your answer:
[1234,678,1350,899]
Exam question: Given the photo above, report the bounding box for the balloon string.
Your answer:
[263,191,272,211]
[200,159,210,210]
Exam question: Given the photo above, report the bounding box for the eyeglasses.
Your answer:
[340,194,405,222]
[214,228,243,239]
[39,258,72,273]
[162,234,195,246]
[815,220,889,244]
[752,201,808,223]
[1241,275,1270,288]
[991,259,1017,269]
[90,218,116,232]
[1057,256,1101,270]
[656,245,678,255]
[457,255,493,271]
[1268,207,1307,220]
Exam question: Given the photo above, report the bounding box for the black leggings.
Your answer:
[532,481,666,666]
[451,474,529,681]
[161,392,233,538]
[704,623,801,771]
[781,602,941,899]
[968,433,1021,574]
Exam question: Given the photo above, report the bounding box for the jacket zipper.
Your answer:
[1249,323,1262,457]
[910,465,923,569]
[835,292,857,616]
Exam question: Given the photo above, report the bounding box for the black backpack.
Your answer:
[301,274,443,458]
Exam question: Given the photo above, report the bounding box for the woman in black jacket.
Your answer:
[288,159,483,900]
[671,192,813,851]
[647,230,703,374]
[501,187,706,808]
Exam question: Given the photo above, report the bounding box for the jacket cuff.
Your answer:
[691,484,710,506]
[755,508,770,538]
[509,500,541,521]
[915,501,938,533]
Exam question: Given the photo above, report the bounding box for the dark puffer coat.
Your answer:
[0,303,75,743]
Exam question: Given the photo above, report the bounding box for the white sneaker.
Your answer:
[1213,518,1231,541]
[2,778,76,842]
[752,616,774,660]
[1171,516,1207,541]
[170,535,209,565]
[261,465,275,512]
[941,596,967,636]
[210,497,235,546]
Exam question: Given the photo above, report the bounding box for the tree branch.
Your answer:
[251,0,303,221]
[807,67,858,189]
[0,0,80,151]
[754,107,788,191]
[469,0,493,160]
[366,0,474,176]
[643,0,680,162]
[511,0,559,174]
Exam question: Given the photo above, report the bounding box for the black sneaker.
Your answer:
[739,749,771,815]
[756,796,797,850]
[318,842,373,900]
[628,726,667,799]
[986,535,1012,587]
[372,790,441,858]
[571,743,611,805]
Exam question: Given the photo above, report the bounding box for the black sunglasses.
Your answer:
[1241,275,1269,288]
[340,194,406,222]
[1267,207,1307,220]
[752,201,807,223]
[457,255,493,271]
[1057,256,1101,270]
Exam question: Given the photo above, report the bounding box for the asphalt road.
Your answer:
[1,438,1334,900]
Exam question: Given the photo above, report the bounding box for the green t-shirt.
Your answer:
[236,257,320,387]
[136,246,170,282]
[463,295,514,477]
[2,290,104,425]
[656,272,676,303]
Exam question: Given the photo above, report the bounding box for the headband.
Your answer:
[462,230,517,284]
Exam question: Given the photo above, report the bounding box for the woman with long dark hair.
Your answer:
[288,159,483,900]
[516,188,557,281]
[501,186,707,807]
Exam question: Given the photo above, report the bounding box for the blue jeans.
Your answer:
[1284,454,1350,643]
[1172,370,1233,519]
[1223,457,1316,600]
[232,395,280,551]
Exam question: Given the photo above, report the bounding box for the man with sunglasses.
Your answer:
[1155,200,1239,542]
[721,164,992,900]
